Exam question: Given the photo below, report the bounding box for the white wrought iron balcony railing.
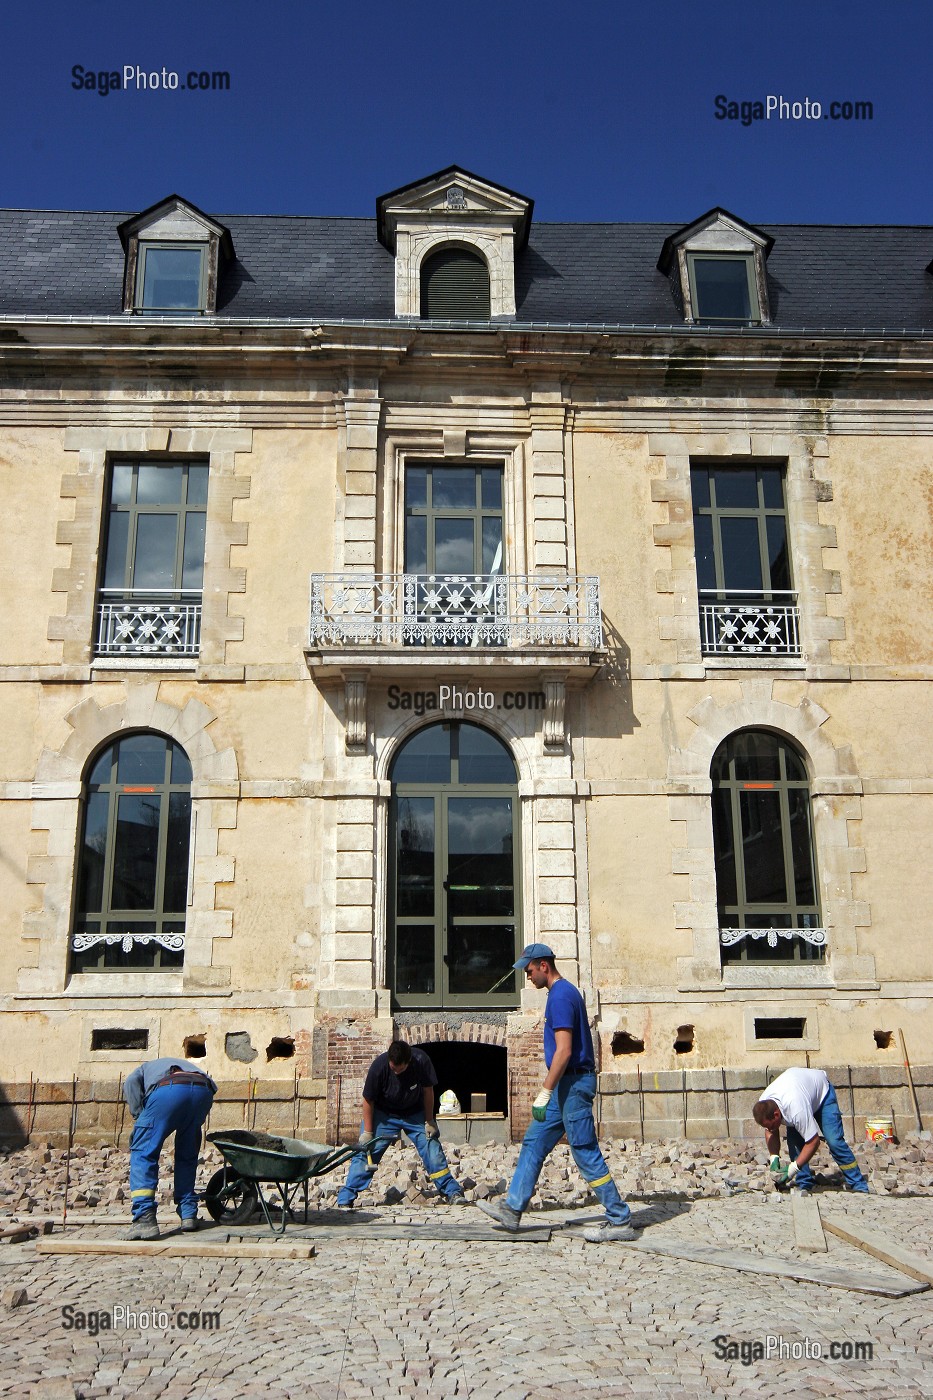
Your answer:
[310,574,603,649]
[719,927,826,950]
[95,590,202,657]
[700,590,800,657]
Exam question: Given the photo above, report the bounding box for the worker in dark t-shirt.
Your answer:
[336,1040,467,1208]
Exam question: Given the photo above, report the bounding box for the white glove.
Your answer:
[769,1155,781,1173]
[358,1129,375,1149]
[426,1121,440,1140]
[532,1089,553,1122]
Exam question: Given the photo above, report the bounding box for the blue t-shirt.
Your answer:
[544,978,595,1072]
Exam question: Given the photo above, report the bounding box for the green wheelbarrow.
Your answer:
[204,1130,362,1234]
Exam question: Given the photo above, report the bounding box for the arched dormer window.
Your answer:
[420,247,491,320]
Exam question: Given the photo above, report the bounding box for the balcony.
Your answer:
[699,590,800,658]
[95,590,202,658]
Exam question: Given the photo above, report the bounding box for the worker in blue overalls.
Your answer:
[336,1040,467,1208]
[122,1057,217,1239]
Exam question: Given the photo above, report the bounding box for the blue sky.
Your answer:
[2,0,930,224]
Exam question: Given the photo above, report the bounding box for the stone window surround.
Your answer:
[52,427,252,680]
[396,229,514,319]
[669,680,876,994]
[19,682,239,999]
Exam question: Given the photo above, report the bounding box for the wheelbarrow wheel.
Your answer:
[204,1167,259,1224]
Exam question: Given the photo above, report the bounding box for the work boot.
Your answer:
[476,1199,522,1231]
[447,1191,470,1206]
[180,1216,200,1232]
[336,1198,355,1211]
[582,1221,640,1243]
[125,1211,160,1241]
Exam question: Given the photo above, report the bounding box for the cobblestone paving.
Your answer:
[1,1192,931,1399]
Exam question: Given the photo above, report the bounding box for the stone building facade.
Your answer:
[0,171,931,1142]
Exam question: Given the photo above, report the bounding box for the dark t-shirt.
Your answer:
[362,1048,438,1115]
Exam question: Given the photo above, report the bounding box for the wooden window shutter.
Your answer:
[421,248,490,320]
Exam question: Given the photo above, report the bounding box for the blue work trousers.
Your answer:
[337,1110,460,1205]
[507,1071,631,1225]
[786,1085,868,1192]
[129,1081,214,1221]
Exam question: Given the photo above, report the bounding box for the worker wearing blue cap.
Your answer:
[478,944,637,1242]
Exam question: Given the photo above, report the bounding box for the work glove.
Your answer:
[425,1121,440,1141]
[358,1129,375,1149]
[532,1089,553,1122]
[773,1161,799,1190]
[769,1155,781,1174]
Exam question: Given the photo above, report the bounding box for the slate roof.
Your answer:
[0,207,931,333]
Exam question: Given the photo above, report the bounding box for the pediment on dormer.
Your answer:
[377,166,533,251]
[657,207,773,273]
[117,195,233,257]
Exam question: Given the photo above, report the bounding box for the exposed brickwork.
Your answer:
[324,1018,385,1143]
[506,1024,544,1140]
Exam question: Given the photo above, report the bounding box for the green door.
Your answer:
[389,722,520,1008]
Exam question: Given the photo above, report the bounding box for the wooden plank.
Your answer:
[613,1237,926,1297]
[279,1223,552,1243]
[791,1194,827,1252]
[822,1217,933,1286]
[35,1238,315,1260]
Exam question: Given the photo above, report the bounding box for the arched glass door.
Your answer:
[389,722,520,1008]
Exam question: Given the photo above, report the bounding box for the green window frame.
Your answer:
[389,722,521,1009]
[135,242,207,313]
[692,463,791,598]
[712,730,823,964]
[100,459,208,596]
[404,462,503,576]
[420,247,490,320]
[687,253,760,323]
[71,733,192,973]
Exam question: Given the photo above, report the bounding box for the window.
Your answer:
[96,460,207,656]
[389,722,520,1008]
[712,730,824,964]
[135,243,206,312]
[687,254,759,323]
[420,247,490,320]
[692,463,799,656]
[71,734,192,973]
[403,463,503,644]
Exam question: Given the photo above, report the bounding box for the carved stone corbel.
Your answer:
[542,671,567,750]
[343,669,369,753]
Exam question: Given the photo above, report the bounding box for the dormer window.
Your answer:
[136,243,206,313]
[658,208,773,326]
[118,195,233,316]
[420,247,491,320]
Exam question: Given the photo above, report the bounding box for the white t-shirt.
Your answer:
[758,1068,831,1142]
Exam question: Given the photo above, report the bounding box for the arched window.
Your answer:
[420,247,490,320]
[389,722,519,1007]
[711,730,824,963]
[71,733,192,972]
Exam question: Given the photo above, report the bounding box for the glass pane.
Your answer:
[693,513,716,591]
[740,791,787,904]
[141,247,203,310]
[447,798,514,917]
[406,467,427,510]
[434,517,475,576]
[482,518,503,574]
[404,516,427,575]
[133,514,179,589]
[690,468,710,509]
[457,725,516,784]
[111,464,133,505]
[726,731,781,782]
[713,469,759,510]
[77,791,109,914]
[431,468,476,511]
[88,746,115,788]
[712,787,737,910]
[447,925,517,995]
[171,743,193,784]
[693,258,751,320]
[788,788,816,905]
[111,793,161,909]
[118,734,169,786]
[720,517,764,592]
[390,725,451,784]
[186,465,209,506]
[396,925,436,995]
[164,792,192,913]
[481,469,503,511]
[781,745,807,783]
[766,516,791,591]
[396,798,435,917]
[137,465,183,505]
[761,470,785,510]
[182,512,206,589]
[102,511,129,589]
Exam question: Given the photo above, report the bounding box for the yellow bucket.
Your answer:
[865,1117,894,1143]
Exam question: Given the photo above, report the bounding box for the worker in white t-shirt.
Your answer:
[753,1067,868,1194]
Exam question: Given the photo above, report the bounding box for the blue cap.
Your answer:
[513,943,555,970]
